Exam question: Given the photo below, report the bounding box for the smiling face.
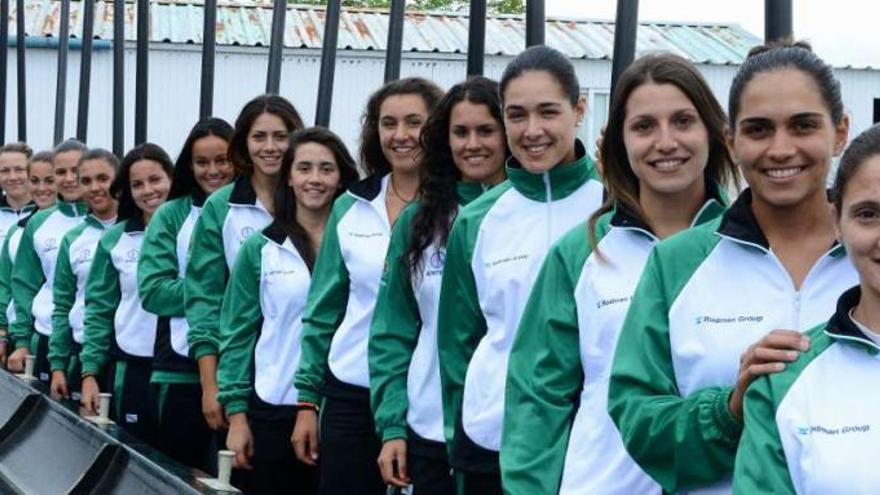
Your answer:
[503,70,586,174]
[732,68,849,209]
[54,150,83,202]
[378,94,430,174]
[247,112,290,179]
[623,82,709,201]
[28,160,56,209]
[448,100,507,185]
[288,142,342,214]
[129,159,171,218]
[79,158,118,220]
[836,155,880,299]
[0,151,30,203]
[192,134,233,195]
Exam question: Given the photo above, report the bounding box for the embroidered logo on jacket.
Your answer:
[485,253,529,268]
[125,249,139,263]
[240,226,255,240]
[694,315,764,325]
[74,249,92,266]
[796,424,871,436]
[42,237,59,253]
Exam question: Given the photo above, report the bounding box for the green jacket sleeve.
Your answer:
[10,215,47,350]
[48,232,78,371]
[184,193,230,360]
[139,199,188,318]
[436,214,487,446]
[79,227,123,376]
[0,229,15,331]
[608,249,742,493]
[368,206,420,442]
[500,237,584,493]
[732,375,795,495]
[216,235,264,416]
[294,197,353,404]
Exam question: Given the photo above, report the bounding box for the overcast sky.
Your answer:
[544,0,879,68]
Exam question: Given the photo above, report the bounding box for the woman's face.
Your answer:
[732,68,848,208]
[79,158,117,219]
[247,112,290,178]
[29,160,56,209]
[503,70,586,174]
[378,94,430,175]
[623,82,709,199]
[54,150,83,202]
[192,134,233,195]
[288,142,342,214]
[449,100,506,185]
[835,155,880,297]
[0,151,30,201]
[130,159,171,217]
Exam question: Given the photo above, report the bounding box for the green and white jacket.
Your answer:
[80,216,156,375]
[369,182,485,445]
[0,196,35,245]
[139,196,203,377]
[0,214,34,338]
[10,201,87,350]
[607,190,858,495]
[47,214,115,372]
[296,174,392,404]
[734,286,880,495]
[184,177,272,360]
[217,222,312,415]
[502,194,725,495]
[437,146,603,462]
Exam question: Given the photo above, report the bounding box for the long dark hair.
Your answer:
[405,77,505,278]
[112,143,174,222]
[228,94,305,177]
[168,117,234,203]
[359,77,444,177]
[589,53,739,250]
[273,127,358,271]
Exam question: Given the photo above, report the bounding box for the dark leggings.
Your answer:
[151,381,216,474]
[318,395,384,495]
[113,358,157,444]
[249,409,318,495]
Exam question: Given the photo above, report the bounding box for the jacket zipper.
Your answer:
[543,172,552,248]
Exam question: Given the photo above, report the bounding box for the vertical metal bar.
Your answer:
[112,0,124,156]
[0,0,8,143]
[53,0,72,144]
[764,0,793,43]
[383,0,404,83]
[525,0,544,47]
[15,0,26,141]
[610,0,639,95]
[199,0,217,117]
[76,0,96,141]
[466,0,486,76]
[314,0,340,127]
[265,0,286,94]
[134,0,149,144]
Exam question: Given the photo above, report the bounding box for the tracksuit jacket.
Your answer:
[734,285,880,495]
[437,144,604,469]
[217,222,312,415]
[369,181,485,445]
[184,177,272,360]
[501,192,726,494]
[0,196,35,245]
[10,201,88,350]
[607,189,858,495]
[0,213,34,341]
[296,173,393,404]
[47,214,115,372]
[138,195,204,379]
[79,216,156,375]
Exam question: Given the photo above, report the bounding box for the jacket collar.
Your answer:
[0,195,35,214]
[504,140,597,202]
[56,200,89,217]
[84,214,115,230]
[229,176,258,206]
[610,180,727,238]
[825,286,880,355]
[456,181,487,206]
[347,173,386,202]
[263,221,287,245]
[123,214,146,233]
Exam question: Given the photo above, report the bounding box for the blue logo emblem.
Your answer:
[429,250,446,269]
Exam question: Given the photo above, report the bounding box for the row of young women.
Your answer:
[0,37,876,495]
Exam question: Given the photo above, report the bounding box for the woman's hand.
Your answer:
[729,329,810,421]
[80,375,101,416]
[6,346,28,373]
[226,413,254,470]
[50,370,69,400]
[201,384,227,430]
[377,439,410,488]
[291,409,319,466]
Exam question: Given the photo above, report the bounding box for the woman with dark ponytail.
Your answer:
[369,76,507,493]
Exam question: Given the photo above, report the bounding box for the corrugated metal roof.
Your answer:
[11,0,762,65]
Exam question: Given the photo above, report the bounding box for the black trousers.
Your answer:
[319,394,384,495]
[152,381,216,475]
[113,358,158,444]
[33,333,51,383]
[451,416,501,495]
[407,429,454,495]
[247,399,318,495]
